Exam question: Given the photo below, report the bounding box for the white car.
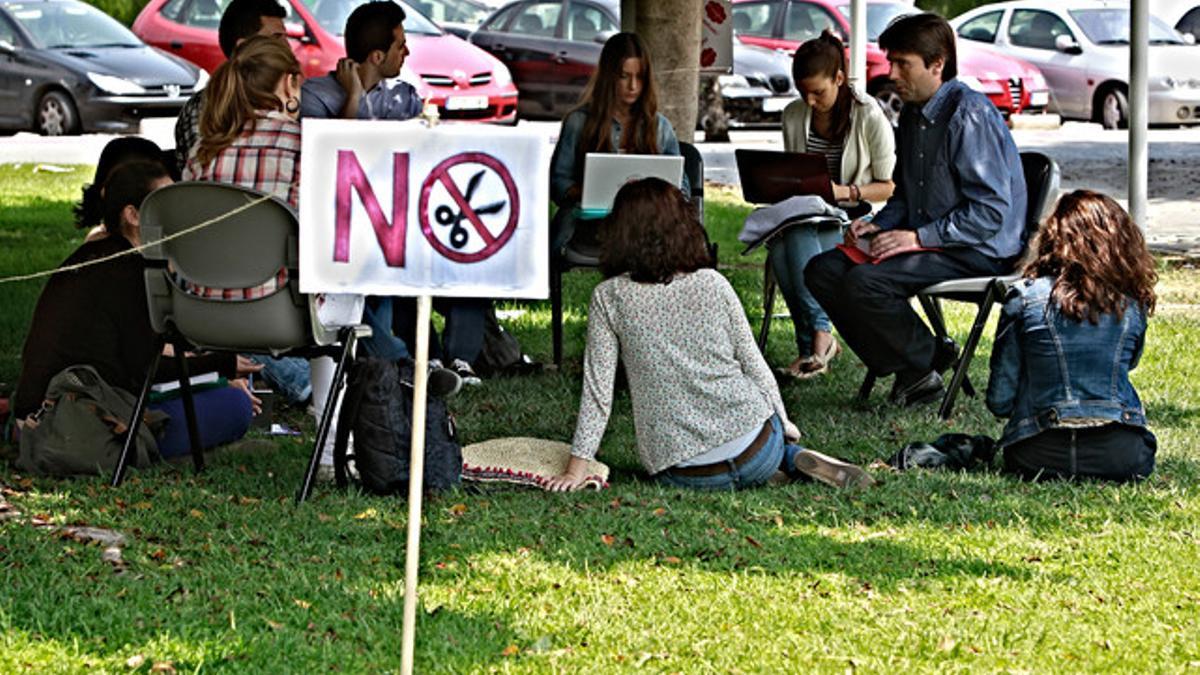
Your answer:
[951,0,1200,128]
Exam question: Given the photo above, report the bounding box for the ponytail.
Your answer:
[793,30,853,141]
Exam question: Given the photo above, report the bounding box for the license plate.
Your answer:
[445,96,488,111]
[1030,91,1049,107]
[762,96,794,113]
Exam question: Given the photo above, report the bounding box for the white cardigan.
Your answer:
[781,87,896,189]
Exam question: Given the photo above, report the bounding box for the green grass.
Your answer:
[2,163,1199,672]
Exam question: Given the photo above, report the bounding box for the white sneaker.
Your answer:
[450,359,482,386]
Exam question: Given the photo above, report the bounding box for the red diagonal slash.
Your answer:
[438,172,497,246]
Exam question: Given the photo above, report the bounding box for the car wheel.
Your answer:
[37,91,79,136]
[1101,88,1129,130]
[873,83,903,127]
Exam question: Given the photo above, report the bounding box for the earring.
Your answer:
[285,96,299,113]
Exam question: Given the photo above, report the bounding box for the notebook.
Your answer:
[580,153,685,217]
[735,148,836,205]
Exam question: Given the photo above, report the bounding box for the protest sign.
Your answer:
[298,119,549,298]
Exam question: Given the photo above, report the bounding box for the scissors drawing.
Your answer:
[435,170,506,249]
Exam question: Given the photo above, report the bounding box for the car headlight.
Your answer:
[87,72,146,95]
[718,74,751,89]
[194,69,210,91]
[492,61,512,88]
[958,75,985,92]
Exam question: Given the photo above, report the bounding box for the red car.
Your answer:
[133,0,518,122]
[731,0,1049,122]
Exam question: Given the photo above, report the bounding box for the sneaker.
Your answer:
[794,450,877,489]
[426,359,463,397]
[450,359,482,387]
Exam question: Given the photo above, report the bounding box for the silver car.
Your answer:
[951,0,1200,128]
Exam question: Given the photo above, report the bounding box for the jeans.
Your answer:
[150,386,253,458]
[393,297,489,364]
[249,355,311,405]
[768,223,842,355]
[1004,423,1156,482]
[657,416,805,490]
[359,296,412,361]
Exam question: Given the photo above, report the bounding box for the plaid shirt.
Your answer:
[183,112,302,208]
[172,266,289,301]
[174,89,204,172]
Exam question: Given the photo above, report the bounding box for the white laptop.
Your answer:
[580,153,685,216]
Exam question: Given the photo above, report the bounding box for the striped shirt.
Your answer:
[806,130,844,184]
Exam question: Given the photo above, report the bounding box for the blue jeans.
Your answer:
[249,355,311,405]
[150,386,253,458]
[359,296,413,361]
[657,416,805,490]
[768,223,842,355]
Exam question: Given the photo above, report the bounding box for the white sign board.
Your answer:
[298,119,549,298]
[700,0,733,73]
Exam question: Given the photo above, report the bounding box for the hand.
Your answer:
[334,57,364,99]
[845,219,880,246]
[783,420,801,443]
[832,183,852,202]
[869,229,921,259]
[229,378,263,415]
[236,355,265,377]
[545,456,589,492]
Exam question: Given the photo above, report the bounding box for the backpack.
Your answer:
[473,306,541,377]
[332,357,461,495]
[16,365,158,476]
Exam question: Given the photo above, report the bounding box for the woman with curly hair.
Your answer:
[987,190,1158,481]
[546,179,873,492]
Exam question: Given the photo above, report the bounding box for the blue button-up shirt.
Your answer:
[300,73,422,121]
[872,79,1027,261]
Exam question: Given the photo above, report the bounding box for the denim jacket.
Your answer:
[986,276,1149,447]
[549,109,686,207]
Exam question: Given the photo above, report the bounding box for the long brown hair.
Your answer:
[1023,190,1157,323]
[197,35,300,166]
[600,178,711,284]
[573,32,660,163]
[792,31,853,141]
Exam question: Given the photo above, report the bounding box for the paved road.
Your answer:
[2,118,1197,253]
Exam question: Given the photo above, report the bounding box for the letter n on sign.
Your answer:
[334,150,409,267]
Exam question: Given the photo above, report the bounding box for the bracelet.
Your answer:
[850,184,861,202]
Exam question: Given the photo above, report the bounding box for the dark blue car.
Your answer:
[0,0,205,135]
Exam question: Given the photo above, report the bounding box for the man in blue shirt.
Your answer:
[805,12,1027,406]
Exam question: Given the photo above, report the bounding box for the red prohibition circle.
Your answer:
[418,152,520,263]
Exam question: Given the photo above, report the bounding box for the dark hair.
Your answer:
[600,178,711,284]
[1023,190,1157,323]
[878,12,957,82]
[74,137,166,230]
[218,0,287,58]
[344,1,406,62]
[573,33,660,162]
[101,161,171,239]
[792,30,853,141]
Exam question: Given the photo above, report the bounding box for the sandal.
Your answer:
[776,355,817,380]
[795,339,841,379]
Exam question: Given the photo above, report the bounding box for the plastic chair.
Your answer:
[856,151,1061,418]
[549,142,709,366]
[109,182,370,503]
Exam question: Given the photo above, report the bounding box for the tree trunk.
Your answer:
[628,0,702,147]
[699,75,730,142]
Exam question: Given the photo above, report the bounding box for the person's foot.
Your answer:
[427,361,463,398]
[796,338,840,379]
[450,359,482,387]
[888,370,944,407]
[793,450,876,489]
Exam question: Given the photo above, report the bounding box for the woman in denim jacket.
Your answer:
[986,190,1157,481]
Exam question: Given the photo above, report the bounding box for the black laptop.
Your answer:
[735,148,836,205]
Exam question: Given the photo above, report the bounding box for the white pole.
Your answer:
[849,0,867,88]
[400,294,433,675]
[1129,0,1149,229]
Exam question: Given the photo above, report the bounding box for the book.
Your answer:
[150,371,221,394]
[835,234,939,265]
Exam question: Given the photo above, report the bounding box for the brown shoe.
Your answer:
[794,450,876,489]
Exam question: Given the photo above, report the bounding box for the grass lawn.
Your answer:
[1,163,1199,672]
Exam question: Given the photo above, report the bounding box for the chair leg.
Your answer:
[857,371,877,402]
[937,285,1000,420]
[172,341,205,473]
[757,258,776,351]
[296,328,357,504]
[918,294,948,339]
[551,259,564,367]
[111,337,164,487]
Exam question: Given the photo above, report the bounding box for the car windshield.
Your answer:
[1069,9,1184,45]
[836,3,915,41]
[415,0,490,25]
[7,1,142,48]
[300,0,442,36]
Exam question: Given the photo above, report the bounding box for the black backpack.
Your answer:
[332,358,461,495]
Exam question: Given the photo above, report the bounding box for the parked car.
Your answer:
[731,0,1050,123]
[133,0,518,123]
[413,0,493,38]
[0,0,204,135]
[468,0,798,127]
[953,0,1200,129]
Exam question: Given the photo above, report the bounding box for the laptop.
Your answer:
[735,148,836,205]
[580,153,685,217]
